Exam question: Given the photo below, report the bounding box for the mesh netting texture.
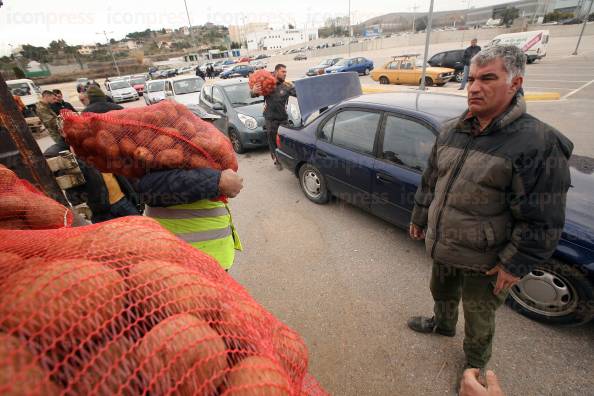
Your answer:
[61,100,238,179]
[0,216,327,395]
[0,165,73,230]
[248,71,277,97]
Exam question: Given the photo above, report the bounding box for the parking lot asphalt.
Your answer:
[39,33,594,396]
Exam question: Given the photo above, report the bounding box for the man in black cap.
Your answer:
[83,86,123,113]
[50,89,76,114]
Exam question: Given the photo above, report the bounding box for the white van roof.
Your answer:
[6,79,35,84]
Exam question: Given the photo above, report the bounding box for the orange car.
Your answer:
[370,54,455,87]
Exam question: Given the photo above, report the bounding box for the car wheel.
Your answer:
[436,83,446,87]
[506,259,594,325]
[364,68,370,75]
[455,70,464,83]
[422,77,434,87]
[298,163,329,204]
[379,76,390,85]
[527,58,535,64]
[228,128,245,154]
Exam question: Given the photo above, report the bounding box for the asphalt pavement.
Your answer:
[39,34,594,396]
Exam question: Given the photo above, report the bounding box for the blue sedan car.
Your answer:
[325,57,374,76]
[276,92,594,326]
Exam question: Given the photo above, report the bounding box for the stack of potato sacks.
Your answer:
[61,100,238,179]
[0,175,326,394]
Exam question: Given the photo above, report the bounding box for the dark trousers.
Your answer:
[264,119,284,162]
[430,262,508,368]
[92,197,140,223]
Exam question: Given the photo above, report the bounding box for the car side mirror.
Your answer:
[213,102,225,112]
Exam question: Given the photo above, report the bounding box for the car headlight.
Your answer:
[238,113,258,130]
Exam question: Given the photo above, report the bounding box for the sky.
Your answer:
[0,0,507,56]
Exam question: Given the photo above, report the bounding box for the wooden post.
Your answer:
[0,73,69,205]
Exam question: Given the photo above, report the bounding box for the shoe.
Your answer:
[407,316,456,337]
[457,87,464,90]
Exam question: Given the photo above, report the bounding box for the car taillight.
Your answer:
[276,134,281,148]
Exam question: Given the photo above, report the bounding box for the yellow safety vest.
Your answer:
[145,199,242,270]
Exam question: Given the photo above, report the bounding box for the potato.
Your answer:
[133,130,153,146]
[136,313,228,395]
[82,137,98,154]
[0,333,62,395]
[0,218,29,230]
[189,154,212,169]
[0,252,25,285]
[177,120,198,138]
[24,195,69,229]
[155,148,184,168]
[216,299,266,357]
[133,146,154,166]
[69,335,138,395]
[119,137,137,157]
[127,260,223,320]
[0,195,25,218]
[0,259,126,347]
[223,356,291,396]
[272,327,308,381]
[96,130,117,151]
[149,135,174,151]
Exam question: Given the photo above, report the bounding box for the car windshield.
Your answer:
[110,81,131,90]
[173,78,203,95]
[223,83,264,107]
[7,83,32,96]
[148,81,165,92]
[335,59,350,66]
[130,77,146,85]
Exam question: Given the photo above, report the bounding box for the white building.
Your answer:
[78,45,97,55]
[246,28,318,51]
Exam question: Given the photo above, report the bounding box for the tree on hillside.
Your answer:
[21,44,50,63]
[500,6,520,27]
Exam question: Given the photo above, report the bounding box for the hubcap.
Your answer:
[509,267,577,317]
[302,170,321,198]
[230,133,241,152]
[455,71,464,83]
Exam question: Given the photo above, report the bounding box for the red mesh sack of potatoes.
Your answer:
[0,216,328,396]
[248,69,277,96]
[61,100,238,179]
[0,165,73,230]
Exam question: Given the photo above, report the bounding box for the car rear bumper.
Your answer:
[275,148,298,173]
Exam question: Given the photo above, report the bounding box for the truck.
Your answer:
[487,30,550,64]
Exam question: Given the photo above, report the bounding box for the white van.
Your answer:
[163,76,205,106]
[488,30,549,64]
[6,79,42,111]
[105,80,139,103]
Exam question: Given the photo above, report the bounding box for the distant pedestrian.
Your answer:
[250,64,297,169]
[196,66,205,79]
[50,89,76,114]
[459,38,481,90]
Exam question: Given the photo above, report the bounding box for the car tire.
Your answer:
[422,77,434,87]
[455,70,464,83]
[506,259,594,325]
[436,83,446,87]
[379,76,390,85]
[298,163,329,204]
[228,127,245,154]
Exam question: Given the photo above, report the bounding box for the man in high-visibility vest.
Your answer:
[138,168,243,270]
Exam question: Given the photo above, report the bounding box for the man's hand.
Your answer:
[460,369,504,396]
[252,82,263,95]
[218,170,243,198]
[485,264,520,295]
[409,223,425,240]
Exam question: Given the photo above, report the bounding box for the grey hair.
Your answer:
[471,45,526,83]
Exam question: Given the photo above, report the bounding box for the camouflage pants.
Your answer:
[430,261,509,368]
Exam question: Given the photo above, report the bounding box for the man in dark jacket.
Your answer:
[407,45,573,370]
[50,89,76,113]
[459,39,481,90]
[79,86,140,222]
[250,64,297,169]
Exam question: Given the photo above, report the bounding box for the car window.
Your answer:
[148,81,165,92]
[430,53,445,65]
[173,78,203,95]
[330,110,381,154]
[387,61,400,70]
[381,115,435,171]
[400,62,413,70]
[444,51,461,65]
[201,85,213,103]
[319,114,336,141]
[212,87,225,104]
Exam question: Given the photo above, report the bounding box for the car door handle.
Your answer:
[317,151,328,158]
[376,173,395,184]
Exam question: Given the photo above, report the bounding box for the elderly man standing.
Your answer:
[407,45,573,371]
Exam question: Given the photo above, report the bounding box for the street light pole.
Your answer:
[183,0,196,51]
[348,0,352,57]
[572,0,593,55]
[98,30,120,76]
[419,0,435,90]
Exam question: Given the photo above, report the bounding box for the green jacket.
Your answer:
[36,101,61,143]
[411,94,573,277]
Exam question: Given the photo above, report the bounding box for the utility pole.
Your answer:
[183,0,196,51]
[98,31,120,76]
[419,0,435,90]
[411,4,419,32]
[573,0,593,55]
